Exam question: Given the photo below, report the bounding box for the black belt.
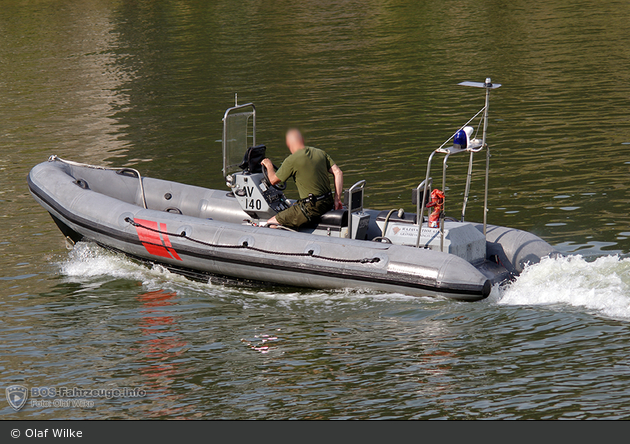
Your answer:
[296,191,333,222]
[305,191,332,205]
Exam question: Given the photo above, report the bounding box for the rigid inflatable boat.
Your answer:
[28,79,557,301]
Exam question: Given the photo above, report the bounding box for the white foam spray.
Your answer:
[63,243,149,279]
[498,254,630,319]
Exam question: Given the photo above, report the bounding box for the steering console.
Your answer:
[262,164,287,191]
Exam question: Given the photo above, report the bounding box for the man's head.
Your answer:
[285,129,305,154]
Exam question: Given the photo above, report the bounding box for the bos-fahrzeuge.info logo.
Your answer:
[6,385,28,411]
[6,385,147,411]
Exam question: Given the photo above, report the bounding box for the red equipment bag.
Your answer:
[426,189,445,228]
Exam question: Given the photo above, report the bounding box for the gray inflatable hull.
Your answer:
[28,159,558,301]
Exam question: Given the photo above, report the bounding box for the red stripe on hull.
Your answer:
[160,223,182,261]
[134,219,182,261]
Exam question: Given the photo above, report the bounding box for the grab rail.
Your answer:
[346,180,366,239]
[222,96,256,177]
[48,155,147,209]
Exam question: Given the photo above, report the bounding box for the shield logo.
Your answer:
[6,385,28,411]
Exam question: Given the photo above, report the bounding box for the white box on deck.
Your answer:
[376,219,487,264]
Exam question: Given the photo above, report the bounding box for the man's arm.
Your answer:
[329,164,344,210]
[261,158,281,185]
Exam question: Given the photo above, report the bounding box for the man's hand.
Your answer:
[261,158,281,185]
[261,158,274,171]
[334,197,343,210]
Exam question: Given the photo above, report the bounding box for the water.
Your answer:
[2,0,630,419]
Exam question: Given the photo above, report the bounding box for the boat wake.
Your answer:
[58,242,195,293]
[59,243,630,319]
[57,242,423,306]
[498,254,630,320]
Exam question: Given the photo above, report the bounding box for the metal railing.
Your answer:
[48,155,147,209]
[222,95,256,178]
[346,180,365,239]
[415,78,501,249]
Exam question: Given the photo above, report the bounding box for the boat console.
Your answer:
[229,167,291,220]
[375,212,487,264]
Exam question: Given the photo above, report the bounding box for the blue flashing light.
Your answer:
[453,129,468,148]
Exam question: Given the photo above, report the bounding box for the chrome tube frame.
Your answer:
[346,180,366,239]
[48,155,148,209]
[482,86,490,236]
[222,100,256,178]
[415,151,436,248]
[414,178,432,231]
[441,153,450,252]
[461,151,474,221]
[415,77,500,248]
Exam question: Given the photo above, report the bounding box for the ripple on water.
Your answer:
[10,245,616,418]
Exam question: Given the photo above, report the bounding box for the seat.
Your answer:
[375,210,417,225]
[314,209,348,228]
[238,145,266,174]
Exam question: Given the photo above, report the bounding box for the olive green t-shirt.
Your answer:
[275,146,335,199]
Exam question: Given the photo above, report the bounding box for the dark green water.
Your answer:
[2,0,630,419]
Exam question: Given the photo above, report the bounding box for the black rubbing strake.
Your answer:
[125,218,380,264]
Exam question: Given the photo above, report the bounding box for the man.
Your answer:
[261,129,343,229]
